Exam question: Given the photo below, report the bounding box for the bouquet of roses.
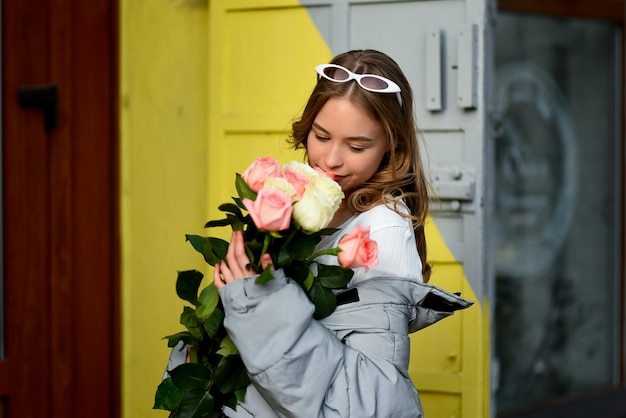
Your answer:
[154,157,378,417]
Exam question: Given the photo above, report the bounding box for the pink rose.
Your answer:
[338,226,378,271]
[243,189,292,232]
[242,157,281,193]
[281,167,311,199]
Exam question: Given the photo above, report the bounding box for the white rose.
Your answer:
[293,179,344,231]
[285,160,343,207]
[263,177,297,200]
[311,174,344,209]
[284,160,317,180]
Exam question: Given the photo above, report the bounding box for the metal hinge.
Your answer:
[430,166,476,212]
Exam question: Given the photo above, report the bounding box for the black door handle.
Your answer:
[18,84,58,131]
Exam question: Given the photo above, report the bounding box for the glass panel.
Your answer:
[493,14,622,411]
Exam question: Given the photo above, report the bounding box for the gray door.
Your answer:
[304,0,494,416]
[304,0,493,324]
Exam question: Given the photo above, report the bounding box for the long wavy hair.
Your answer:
[289,49,432,282]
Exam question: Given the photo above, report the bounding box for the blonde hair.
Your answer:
[289,49,431,281]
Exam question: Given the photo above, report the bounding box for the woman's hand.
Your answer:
[214,230,272,289]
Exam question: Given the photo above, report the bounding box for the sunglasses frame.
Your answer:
[315,63,403,108]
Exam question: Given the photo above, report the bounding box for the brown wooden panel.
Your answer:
[69,0,119,413]
[0,361,9,396]
[2,0,119,416]
[499,0,625,22]
[48,1,74,416]
[2,0,53,415]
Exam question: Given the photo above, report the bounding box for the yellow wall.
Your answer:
[411,219,488,417]
[120,1,210,416]
[206,1,331,218]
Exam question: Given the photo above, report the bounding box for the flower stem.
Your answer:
[305,247,341,263]
[261,233,272,261]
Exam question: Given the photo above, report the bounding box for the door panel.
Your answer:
[339,1,491,416]
[2,1,53,415]
[1,0,119,417]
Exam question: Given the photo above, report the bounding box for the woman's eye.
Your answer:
[315,134,330,141]
[349,145,365,152]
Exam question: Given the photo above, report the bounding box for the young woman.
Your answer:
[289,49,432,287]
[172,49,471,417]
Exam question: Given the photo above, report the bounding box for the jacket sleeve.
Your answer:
[219,269,423,418]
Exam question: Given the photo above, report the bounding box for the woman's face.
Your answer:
[306,97,388,196]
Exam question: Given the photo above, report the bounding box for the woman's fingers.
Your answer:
[219,230,255,284]
[232,230,250,270]
[237,231,251,275]
[214,263,224,289]
[215,231,276,289]
[260,253,273,270]
[224,231,242,278]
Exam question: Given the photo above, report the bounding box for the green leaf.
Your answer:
[176,270,204,305]
[310,280,337,319]
[232,196,246,210]
[235,388,247,402]
[205,214,245,231]
[196,284,219,320]
[284,260,312,284]
[180,307,203,340]
[315,227,339,237]
[235,173,257,201]
[288,232,320,259]
[277,243,294,266]
[228,215,246,231]
[222,385,247,411]
[243,236,263,267]
[218,203,244,218]
[317,264,353,289]
[217,335,239,357]
[216,357,250,394]
[153,377,184,411]
[176,388,215,418]
[203,308,225,338]
[186,235,229,266]
[302,269,315,290]
[180,306,200,327]
[186,234,208,257]
[164,331,197,348]
[254,267,274,285]
[204,217,233,228]
[207,237,229,261]
[169,363,212,391]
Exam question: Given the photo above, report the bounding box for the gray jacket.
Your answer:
[215,269,472,418]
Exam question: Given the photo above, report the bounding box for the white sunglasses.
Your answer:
[315,63,403,107]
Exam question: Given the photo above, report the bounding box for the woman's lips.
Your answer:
[324,171,344,182]
[314,167,345,183]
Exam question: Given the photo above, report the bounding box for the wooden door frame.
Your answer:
[499,0,625,22]
[495,0,625,417]
[1,0,120,416]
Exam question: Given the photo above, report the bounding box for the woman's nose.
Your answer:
[325,145,343,168]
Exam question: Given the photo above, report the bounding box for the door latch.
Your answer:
[18,83,58,131]
[430,166,476,212]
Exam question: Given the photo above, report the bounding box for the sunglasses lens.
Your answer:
[323,66,350,81]
[360,76,389,91]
